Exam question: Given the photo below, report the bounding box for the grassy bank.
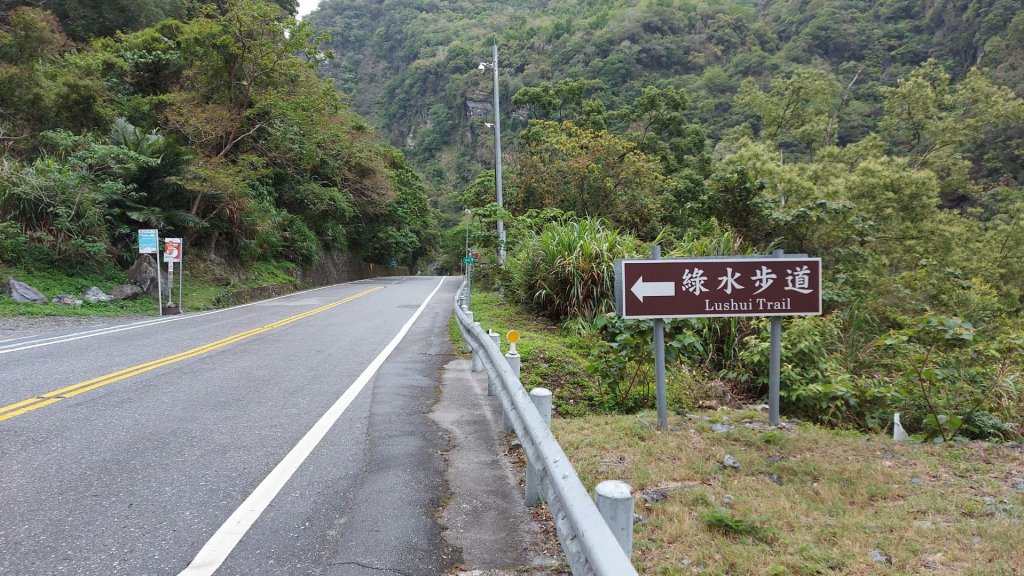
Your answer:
[557,411,1023,575]
[457,287,1024,575]
[0,259,300,318]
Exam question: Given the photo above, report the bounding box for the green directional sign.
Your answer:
[463,256,474,264]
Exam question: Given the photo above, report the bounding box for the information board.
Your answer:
[615,257,822,319]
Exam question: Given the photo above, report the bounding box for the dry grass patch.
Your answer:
[553,410,1024,575]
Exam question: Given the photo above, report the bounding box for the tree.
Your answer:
[734,67,841,156]
[611,86,709,175]
[44,0,185,40]
[511,120,672,238]
[880,60,1024,203]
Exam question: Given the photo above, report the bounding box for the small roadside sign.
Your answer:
[463,256,474,264]
[163,238,182,263]
[138,229,158,254]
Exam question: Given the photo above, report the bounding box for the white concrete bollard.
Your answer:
[525,387,552,506]
[595,480,634,557]
[502,352,521,433]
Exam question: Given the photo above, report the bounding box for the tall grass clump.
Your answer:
[506,217,640,322]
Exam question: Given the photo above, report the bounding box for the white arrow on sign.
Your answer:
[630,276,676,302]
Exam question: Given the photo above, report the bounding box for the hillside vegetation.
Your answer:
[0,0,438,290]
[309,0,1024,439]
[308,0,1024,189]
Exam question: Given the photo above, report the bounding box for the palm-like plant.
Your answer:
[507,216,640,321]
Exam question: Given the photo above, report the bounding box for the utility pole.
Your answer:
[491,42,505,266]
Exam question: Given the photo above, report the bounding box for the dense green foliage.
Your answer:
[306,0,1024,436]
[308,0,1024,188]
[1,0,298,40]
[0,0,438,279]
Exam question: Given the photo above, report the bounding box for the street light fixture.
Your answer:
[478,42,506,266]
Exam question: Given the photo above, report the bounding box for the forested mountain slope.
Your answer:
[308,0,1023,189]
[0,0,437,277]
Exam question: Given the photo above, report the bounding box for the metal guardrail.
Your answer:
[453,283,639,576]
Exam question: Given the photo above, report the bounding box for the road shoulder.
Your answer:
[431,357,563,575]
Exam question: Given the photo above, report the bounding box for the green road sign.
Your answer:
[463,256,474,264]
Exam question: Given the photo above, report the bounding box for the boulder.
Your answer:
[111,284,144,300]
[52,294,82,306]
[84,287,112,303]
[127,254,169,298]
[4,276,48,303]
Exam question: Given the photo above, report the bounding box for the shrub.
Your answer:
[730,315,901,428]
[505,216,639,321]
[593,313,707,411]
[879,314,1024,441]
[0,158,113,268]
[0,221,29,265]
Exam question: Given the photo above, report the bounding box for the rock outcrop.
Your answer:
[84,287,112,303]
[111,284,143,300]
[127,255,168,298]
[4,277,48,303]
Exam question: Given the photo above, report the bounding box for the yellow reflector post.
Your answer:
[507,330,520,343]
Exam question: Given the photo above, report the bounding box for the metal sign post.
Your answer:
[167,260,174,308]
[157,264,163,316]
[614,253,822,427]
[178,241,184,313]
[651,245,668,429]
[768,249,784,424]
[464,253,473,309]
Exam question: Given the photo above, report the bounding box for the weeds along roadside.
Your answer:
[0,259,302,318]
[453,288,1024,575]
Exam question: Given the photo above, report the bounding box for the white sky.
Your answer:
[297,0,321,19]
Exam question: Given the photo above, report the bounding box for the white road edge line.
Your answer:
[0,281,370,355]
[177,276,447,576]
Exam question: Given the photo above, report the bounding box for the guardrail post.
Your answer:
[487,331,500,396]
[502,351,521,433]
[471,322,484,372]
[525,387,552,506]
[463,310,474,352]
[595,480,634,557]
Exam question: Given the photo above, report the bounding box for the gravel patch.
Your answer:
[0,315,149,342]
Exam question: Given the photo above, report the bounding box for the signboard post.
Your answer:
[138,230,161,316]
[615,253,822,426]
[464,251,473,308]
[651,245,668,428]
[163,238,183,314]
[768,249,784,425]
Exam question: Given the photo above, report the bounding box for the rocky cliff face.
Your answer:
[216,250,411,306]
[298,250,410,287]
[465,98,492,118]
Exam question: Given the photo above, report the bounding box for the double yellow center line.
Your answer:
[0,286,383,423]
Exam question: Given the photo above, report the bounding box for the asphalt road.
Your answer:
[0,276,460,575]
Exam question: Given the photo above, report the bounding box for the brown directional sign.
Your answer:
[615,257,822,319]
